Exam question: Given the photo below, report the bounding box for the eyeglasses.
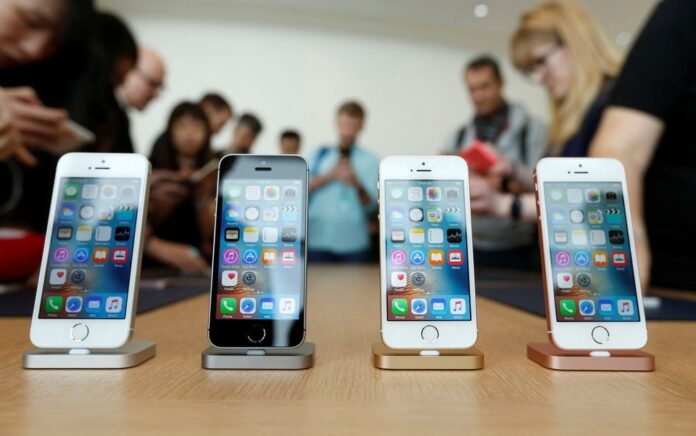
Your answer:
[524,43,562,79]
[134,68,165,91]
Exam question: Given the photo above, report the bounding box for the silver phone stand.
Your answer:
[202,342,315,369]
[23,340,156,369]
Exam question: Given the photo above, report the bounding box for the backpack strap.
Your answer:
[310,146,332,177]
[518,122,529,165]
[454,126,467,151]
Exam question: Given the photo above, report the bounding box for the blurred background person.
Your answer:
[201,93,235,150]
[444,54,546,269]
[0,0,95,283]
[227,112,262,154]
[468,0,620,231]
[200,93,233,135]
[511,0,619,158]
[590,0,696,291]
[75,11,138,153]
[115,46,165,154]
[308,101,378,263]
[146,102,214,274]
[279,129,301,155]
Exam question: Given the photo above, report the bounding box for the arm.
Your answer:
[589,107,664,292]
[469,174,537,221]
[309,172,333,193]
[308,148,334,193]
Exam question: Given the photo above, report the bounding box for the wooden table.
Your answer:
[1,265,695,434]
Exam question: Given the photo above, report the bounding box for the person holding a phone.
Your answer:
[114,46,166,154]
[308,101,378,263]
[146,102,215,274]
[0,0,94,165]
[0,0,95,284]
[467,1,621,264]
[444,55,547,269]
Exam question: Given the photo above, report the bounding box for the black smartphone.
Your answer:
[208,154,308,348]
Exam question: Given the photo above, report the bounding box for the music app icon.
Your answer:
[279,297,296,315]
[105,296,123,313]
[617,299,634,316]
[390,250,407,265]
[450,298,466,315]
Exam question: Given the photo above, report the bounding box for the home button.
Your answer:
[247,324,266,344]
[421,325,439,343]
[591,326,610,344]
[71,323,89,342]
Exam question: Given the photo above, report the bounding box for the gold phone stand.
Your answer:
[372,342,484,370]
[527,342,655,371]
[202,342,315,370]
[23,340,156,369]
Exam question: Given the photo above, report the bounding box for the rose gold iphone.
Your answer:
[535,157,648,350]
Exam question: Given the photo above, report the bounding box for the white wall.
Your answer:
[124,17,549,159]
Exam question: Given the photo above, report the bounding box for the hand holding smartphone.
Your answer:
[459,140,498,173]
[534,158,648,350]
[379,156,477,349]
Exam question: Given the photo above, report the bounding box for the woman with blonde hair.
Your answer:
[510,0,620,155]
[469,1,621,223]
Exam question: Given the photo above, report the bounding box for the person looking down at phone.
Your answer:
[0,0,95,284]
[443,55,547,270]
[200,93,234,150]
[307,100,378,263]
[75,12,139,154]
[146,102,215,274]
[589,0,696,291]
[200,93,232,135]
[115,46,166,154]
[467,1,620,242]
[0,0,94,165]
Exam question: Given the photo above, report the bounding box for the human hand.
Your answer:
[469,173,506,216]
[2,87,71,152]
[331,157,359,186]
[0,88,38,165]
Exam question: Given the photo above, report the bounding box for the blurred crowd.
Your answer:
[1,0,695,291]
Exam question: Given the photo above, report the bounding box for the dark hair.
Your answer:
[55,0,95,48]
[150,102,213,170]
[73,12,138,152]
[237,113,263,135]
[337,100,366,120]
[280,130,301,141]
[93,12,138,85]
[465,55,503,81]
[200,93,232,112]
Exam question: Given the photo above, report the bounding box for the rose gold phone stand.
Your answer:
[372,342,484,370]
[23,340,156,369]
[527,342,654,371]
[202,342,315,370]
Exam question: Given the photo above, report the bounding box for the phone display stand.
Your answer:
[372,342,484,370]
[202,342,315,370]
[23,340,156,369]
[527,342,655,371]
